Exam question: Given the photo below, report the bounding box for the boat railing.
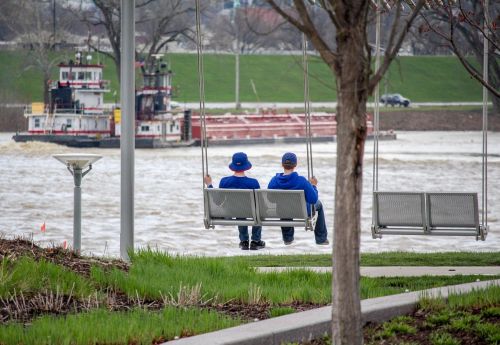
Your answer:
[51,80,110,89]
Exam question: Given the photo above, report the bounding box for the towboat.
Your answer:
[13,52,190,148]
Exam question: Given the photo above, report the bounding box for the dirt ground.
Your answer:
[379,109,500,131]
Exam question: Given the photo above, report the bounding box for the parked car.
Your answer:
[380,93,411,107]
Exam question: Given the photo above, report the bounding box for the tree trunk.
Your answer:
[331,12,370,345]
[43,75,50,106]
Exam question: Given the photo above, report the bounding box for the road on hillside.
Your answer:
[178,101,488,109]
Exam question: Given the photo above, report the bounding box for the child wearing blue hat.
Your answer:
[204,152,265,250]
[268,152,329,246]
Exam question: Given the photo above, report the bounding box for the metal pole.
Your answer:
[373,0,381,192]
[235,48,240,109]
[482,0,489,227]
[73,168,82,253]
[234,8,241,110]
[120,0,135,261]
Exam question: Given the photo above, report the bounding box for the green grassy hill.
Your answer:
[0,50,482,103]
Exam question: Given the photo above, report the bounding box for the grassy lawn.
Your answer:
[0,50,482,103]
[230,251,500,268]
[0,308,239,345]
[1,247,499,344]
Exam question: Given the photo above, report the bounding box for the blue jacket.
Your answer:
[268,172,318,213]
[219,175,260,189]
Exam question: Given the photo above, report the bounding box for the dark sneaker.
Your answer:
[284,239,294,245]
[239,240,249,250]
[316,239,330,245]
[250,240,266,250]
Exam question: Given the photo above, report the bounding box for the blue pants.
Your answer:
[238,226,262,242]
[281,200,328,244]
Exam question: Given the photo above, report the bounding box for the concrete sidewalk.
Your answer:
[256,266,500,277]
[164,279,500,345]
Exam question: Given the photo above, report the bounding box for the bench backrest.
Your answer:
[204,188,257,224]
[374,192,426,228]
[426,192,479,229]
[256,189,308,221]
[203,189,312,229]
[372,191,482,238]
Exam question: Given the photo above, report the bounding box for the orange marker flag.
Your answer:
[40,222,46,233]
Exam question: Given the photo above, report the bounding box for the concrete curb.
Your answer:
[164,279,500,345]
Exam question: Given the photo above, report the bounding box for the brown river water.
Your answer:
[0,131,498,257]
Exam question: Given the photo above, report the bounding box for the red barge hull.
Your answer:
[190,113,379,145]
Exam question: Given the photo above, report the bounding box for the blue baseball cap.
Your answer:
[282,152,297,165]
[229,152,252,171]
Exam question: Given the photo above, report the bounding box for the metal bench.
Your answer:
[372,192,427,237]
[204,188,257,229]
[203,189,316,231]
[371,191,487,240]
[426,192,486,239]
[255,190,316,231]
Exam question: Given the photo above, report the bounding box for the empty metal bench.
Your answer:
[426,192,486,239]
[372,191,487,240]
[372,192,427,237]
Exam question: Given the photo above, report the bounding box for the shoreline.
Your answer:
[1,108,498,133]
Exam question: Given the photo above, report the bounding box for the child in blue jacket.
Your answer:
[268,152,329,245]
[204,152,265,250]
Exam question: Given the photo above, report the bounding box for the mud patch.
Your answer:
[0,237,128,277]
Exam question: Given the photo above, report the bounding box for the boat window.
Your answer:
[34,118,40,128]
[170,123,175,132]
[95,120,98,129]
[66,119,72,128]
[141,125,150,132]
[62,72,68,80]
[78,72,85,80]
[70,72,76,80]
[85,72,92,80]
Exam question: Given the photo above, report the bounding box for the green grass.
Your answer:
[228,251,500,268]
[366,284,500,345]
[0,50,482,102]
[0,257,94,298]
[269,306,295,318]
[88,249,499,304]
[375,316,417,339]
[1,250,500,345]
[0,307,240,345]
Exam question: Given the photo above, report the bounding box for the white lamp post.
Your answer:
[53,153,102,253]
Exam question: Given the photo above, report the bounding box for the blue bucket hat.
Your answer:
[282,152,297,165]
[229,152,252,171]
